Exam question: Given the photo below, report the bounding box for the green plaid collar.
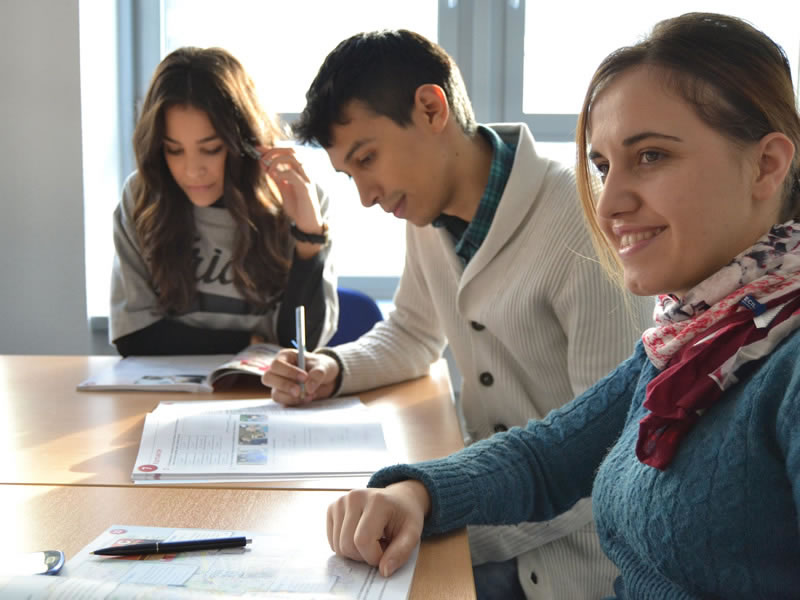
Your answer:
[433,125,516,265]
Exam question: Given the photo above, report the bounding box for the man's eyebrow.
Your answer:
[344,138,374,164]
[163,134,220,144]
[588,131,684,160]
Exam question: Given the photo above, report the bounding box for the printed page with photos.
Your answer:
[132,397,391,482]
[77,343,281,392]
[0,524,419,599]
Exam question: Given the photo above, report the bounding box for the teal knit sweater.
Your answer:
[370,336,800,598]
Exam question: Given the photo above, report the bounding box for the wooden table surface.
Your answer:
[1,484,475,599]
[0,356,464,490]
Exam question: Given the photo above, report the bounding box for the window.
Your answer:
[81,0,800,323]
[83,1,439,320]
[163,1,438,114]
[513,1,800,141]
[161,0,439,280]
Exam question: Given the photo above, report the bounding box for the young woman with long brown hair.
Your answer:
[110,47,337,355]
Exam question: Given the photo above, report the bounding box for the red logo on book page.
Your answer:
[138,464,158,472]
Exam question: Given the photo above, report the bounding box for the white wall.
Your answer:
[0,0,90,354]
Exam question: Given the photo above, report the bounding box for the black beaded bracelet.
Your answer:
[290,222,329,245]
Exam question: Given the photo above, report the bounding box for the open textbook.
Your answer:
[0,524,418,599]
[77,343,281,393]
[132,397,391,482]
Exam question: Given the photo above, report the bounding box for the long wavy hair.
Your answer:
[132,46,291,314]
[575,12,800,289]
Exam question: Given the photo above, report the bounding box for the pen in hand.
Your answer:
[295,305,306,398]
[91,536,251,556]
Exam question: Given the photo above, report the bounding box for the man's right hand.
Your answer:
[261,349,340,405]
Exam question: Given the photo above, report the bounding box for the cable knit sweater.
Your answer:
[371,337,800,599]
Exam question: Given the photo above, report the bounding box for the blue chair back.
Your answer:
[328,287,384,346]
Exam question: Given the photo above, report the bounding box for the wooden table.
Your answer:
[2,484,475,599]
[0,356,464,489]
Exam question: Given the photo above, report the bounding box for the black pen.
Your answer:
[91,536,251,556]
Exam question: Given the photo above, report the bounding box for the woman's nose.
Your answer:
[595,167,638,220]
[185,155,207,179]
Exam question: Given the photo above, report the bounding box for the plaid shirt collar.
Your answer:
[433,125,516,266]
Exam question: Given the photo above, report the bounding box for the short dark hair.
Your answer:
[293,29,476,147]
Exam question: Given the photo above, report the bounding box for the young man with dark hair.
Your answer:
[263,29,652,600]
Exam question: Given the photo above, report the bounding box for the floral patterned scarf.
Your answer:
[638,221,800,469]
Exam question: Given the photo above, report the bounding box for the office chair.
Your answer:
[327,287,384,346]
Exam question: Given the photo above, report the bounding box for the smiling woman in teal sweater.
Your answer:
[372,334,800,597]
[324,12,800,599]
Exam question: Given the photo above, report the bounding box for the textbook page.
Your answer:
[76,343,280,393]
[132,397,392,482]
[0,524,419,599]
[77,354,229,392]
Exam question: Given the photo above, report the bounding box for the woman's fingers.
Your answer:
[326,484,427,577]
[258,147,311,183]
[327,498,344,554]
[378,525,422,577]
[259,151,320,230]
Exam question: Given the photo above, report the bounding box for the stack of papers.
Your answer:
[0,524,419,599]
[132,397,392,483]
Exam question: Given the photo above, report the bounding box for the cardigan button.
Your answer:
[493,423,508,433]
[479,372,494,386]
[471,321,485,331]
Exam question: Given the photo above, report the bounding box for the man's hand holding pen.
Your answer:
[262,349,340,406]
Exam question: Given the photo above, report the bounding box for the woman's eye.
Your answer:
[202,146,224,155]
[592,162,609,181]
[641,150,662,164]
[164,146,182,156]
[358,152,374,167]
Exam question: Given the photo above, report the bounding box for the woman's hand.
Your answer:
[258,146,324,258]
[327,480,431,577]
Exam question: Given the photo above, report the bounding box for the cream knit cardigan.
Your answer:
[327,123,653,599]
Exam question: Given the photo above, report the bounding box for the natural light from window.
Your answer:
[83,1,800,321]
[163,0,438,114]
[162,0,439,279]
[524,2,800,114]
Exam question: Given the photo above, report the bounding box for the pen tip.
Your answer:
[246,538,252,544]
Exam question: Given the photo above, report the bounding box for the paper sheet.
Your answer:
[0,525,418,599]
[132,397,391,482]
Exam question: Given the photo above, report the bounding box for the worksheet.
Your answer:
[132,397,391,482]
[0,525,418,599]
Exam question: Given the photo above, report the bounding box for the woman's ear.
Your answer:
[752,132,795,205]
[413,84,449,133]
